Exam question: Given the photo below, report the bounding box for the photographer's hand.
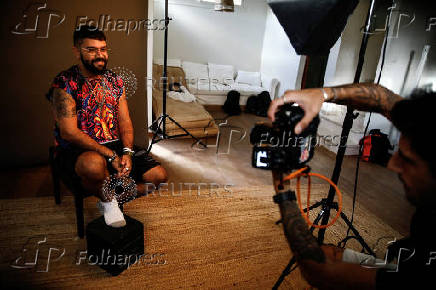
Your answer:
[267,83,402,134]
[267,88,324,134]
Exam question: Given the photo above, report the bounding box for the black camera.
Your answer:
[250,104,320,171]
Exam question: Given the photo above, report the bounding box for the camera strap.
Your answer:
[273,190,296,204]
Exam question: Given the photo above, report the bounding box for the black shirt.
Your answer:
[376,208,436,289]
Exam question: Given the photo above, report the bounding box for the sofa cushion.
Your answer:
[153,64,189,89]
[235,70,261,87]
[182,61,209,89]
[182,61,208,78]
[230,83,264,94]
[154,58,182,67]
[208,63,235,85]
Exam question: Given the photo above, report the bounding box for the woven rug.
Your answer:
[0,185,402,289]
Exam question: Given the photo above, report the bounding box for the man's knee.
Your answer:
[142,165,168,187]
[75,151,107,181]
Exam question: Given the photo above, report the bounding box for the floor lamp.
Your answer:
[147,0,207,154]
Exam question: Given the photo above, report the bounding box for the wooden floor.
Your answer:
[0,109,414,237]
[0,186,402,289]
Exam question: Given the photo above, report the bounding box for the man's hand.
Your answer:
[120,154,132,177]
[110,156,124,177]
[267,88,324,134]
[321,245,345,262]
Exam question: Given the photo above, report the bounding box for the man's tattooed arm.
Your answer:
[50,88,114,158]
[272,173,377,289]
[325,83,402,120]
[272,171,325,263]
[52,88,77,119]
[117,92,134,150]
[279,200,325,263]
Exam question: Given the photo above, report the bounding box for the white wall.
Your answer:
[366,0,436,147]
[259,5,341,97]
[153,0,268,72]
[260,7,301,97]
[324,38,342,86]
[330,0,385,86]
[376,0,436,95]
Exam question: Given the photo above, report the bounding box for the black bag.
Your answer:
[245,91,271,117]
[360,129,393,166]
[256,91,271,117]
[223,90,241,116]
[86,215,144,276]
[246,94,258,114]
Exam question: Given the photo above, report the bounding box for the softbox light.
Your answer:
[268,0,359,55]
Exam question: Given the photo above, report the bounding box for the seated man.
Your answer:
[268,84,436,289]
[46,25,167,227]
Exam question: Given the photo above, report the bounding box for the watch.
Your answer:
[321,88,329,101]
[123,147,135,157]
[273,190,297,204]
[107,151,117,163]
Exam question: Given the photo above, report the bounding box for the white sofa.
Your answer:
[155,59,279,105]
[317,102,366,155]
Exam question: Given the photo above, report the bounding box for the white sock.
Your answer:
[97,199,126,228]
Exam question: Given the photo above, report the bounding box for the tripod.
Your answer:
[273,0,378,288]
[147,0,207,154]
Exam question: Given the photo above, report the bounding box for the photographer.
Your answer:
[267,83,436,289]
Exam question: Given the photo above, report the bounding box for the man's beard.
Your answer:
[80,53,108,75]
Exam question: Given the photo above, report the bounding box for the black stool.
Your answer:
[49,146,128,238]
[86,215,144,276]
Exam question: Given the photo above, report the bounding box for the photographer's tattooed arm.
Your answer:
[272,172,325,263]
[272,173,377,289]
[325,83,402,120]
[279,199,326,262]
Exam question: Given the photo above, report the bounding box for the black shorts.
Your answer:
[54,140,160,187]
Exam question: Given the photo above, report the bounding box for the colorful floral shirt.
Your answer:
[47,65,124,148]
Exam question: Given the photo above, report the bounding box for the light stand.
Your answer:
[273,0,379,288]
[147,0,207,154]
[315,0,377,249]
